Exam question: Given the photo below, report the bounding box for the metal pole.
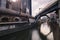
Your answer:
[0,0,1,7]
[6,0,10,8]
[29,0,31,16]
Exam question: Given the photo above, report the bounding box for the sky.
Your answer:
[32,0,57,17]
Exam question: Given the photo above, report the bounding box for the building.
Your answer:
[0,0,6,8]
[21,0,31,15]
[0,0,31,15]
